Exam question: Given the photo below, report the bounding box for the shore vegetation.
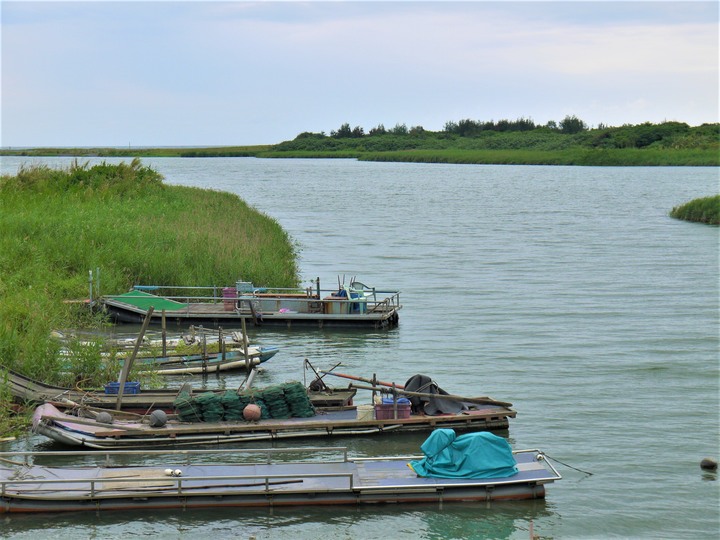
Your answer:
[0,160,298,433]
[2,117,717,166]
[670,195,720,225]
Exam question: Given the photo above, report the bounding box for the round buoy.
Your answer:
[149,409,168,428]
[164,468,174,476]
[700,458,718,471]
[96,412,113,425]
[243,403,262,421]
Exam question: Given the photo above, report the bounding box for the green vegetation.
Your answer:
[268,119,719,166]
[1,145,270,158]
[0,160,299,421]
[2,117,717,166]
[670,195,720,225]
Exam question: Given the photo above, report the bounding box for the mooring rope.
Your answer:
[542,453,593,477]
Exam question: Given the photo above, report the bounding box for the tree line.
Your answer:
[289,117,718,151]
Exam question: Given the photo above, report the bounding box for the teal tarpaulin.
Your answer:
[409,429,519,479]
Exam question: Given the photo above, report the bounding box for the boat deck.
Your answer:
[101,291,401,329]
[0,448,560,512]
[33,402,516,449]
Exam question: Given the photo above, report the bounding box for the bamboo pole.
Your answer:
[320,371,404,389]
[347,382,513,408]
[116,307,154,411]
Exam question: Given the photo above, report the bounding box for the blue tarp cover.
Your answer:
[409,429,519,479]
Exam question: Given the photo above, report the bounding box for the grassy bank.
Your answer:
[670,195,720,225]
[3,121,717,166]
[1,145,270,158]
[0,160,298,431]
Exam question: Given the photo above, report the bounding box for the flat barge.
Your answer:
[0,444,560,513]
[99,279,401,329]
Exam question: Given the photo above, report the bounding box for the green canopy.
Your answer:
[111,290,189,311]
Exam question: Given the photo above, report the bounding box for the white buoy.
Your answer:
[173,469,183,477]
[164,468,173,476]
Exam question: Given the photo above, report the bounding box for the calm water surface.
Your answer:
[1,157,718,539]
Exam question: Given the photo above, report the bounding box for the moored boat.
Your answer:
[132,346,279,375]
[98,278,401,329]
[30,373,516,449]
[0,431,560,513]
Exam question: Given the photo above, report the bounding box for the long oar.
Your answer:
[348,382,513,408]
[319,371,405,389]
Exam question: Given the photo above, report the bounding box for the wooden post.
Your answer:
[116,306,154,411]
[200,325,207,373]
[219,327,225,362]
[392,383,398,419]
[161,310,167,356]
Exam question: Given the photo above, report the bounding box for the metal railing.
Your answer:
[103,284,402,315]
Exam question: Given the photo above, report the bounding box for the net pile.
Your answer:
[220,390,244,421]
[195,392,224,422]
[283,381,316,418]
[173,391,203,422]
[256,385,292,419]
[173,384,315,422]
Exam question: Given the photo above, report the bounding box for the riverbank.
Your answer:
[670,195,720,225]
[3,120,718,166]
[0,160,299,432]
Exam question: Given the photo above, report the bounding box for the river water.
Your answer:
[1,157,718,539]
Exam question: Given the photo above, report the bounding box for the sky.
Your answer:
[1,1,718,147]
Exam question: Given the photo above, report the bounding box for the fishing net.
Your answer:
[173,391,203,422]
[255,385,291,419]
[173,384,315,422]
[282,381,316,418]
[194,392,224,422]
[220,390,244,421]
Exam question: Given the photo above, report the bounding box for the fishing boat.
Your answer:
[130,346,279,375]
[4,365,322,414]
[97,278,401,329]
[30,372,516,449]
[52,326,278,376]
[0,431,560,513]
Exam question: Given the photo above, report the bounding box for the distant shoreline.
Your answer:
[1,146,717,166]
[3,120,718,166]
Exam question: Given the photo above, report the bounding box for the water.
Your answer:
[1,157,718,539]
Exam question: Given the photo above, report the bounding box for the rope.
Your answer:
[542,453,593,476]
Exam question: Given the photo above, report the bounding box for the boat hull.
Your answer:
[0,448,558,513]
[103,301,401,329]
[32,403,515,449]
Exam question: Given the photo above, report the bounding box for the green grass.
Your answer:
[3,121,717,166]
[356,148,719,166]
[670,195,720,225]
[0,159,299,392]
[1,145,270,158]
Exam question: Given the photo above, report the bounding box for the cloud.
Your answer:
[1,1,717,146]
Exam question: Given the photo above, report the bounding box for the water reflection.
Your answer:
[0,497,556,540]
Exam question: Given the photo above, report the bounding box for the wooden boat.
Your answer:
[98,278,401,329]
[3,365,346,413]
[0,437,560,513]
[131,346,279,375]
[31,378,516,449]
[53,326,278,376]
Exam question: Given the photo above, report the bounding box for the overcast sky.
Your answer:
[1,1,718,147]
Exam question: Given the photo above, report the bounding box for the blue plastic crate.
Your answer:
[104,381,141,395]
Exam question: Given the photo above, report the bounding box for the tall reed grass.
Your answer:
[0,160,298,395]
[670,195,720,225]
[358,148,719,166]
